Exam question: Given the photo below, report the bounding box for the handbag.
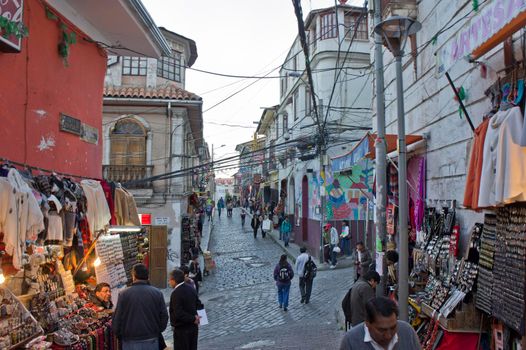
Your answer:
[333,246,341,253]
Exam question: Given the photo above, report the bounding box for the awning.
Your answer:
[331,133,423,172]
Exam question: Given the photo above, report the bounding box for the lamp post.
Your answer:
[374,16,421,322]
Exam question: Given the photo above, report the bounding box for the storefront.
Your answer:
[0,164,144,348]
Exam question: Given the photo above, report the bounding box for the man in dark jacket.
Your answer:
[170,269,201,350]
[350,270,380,326]
[354,242,373,281]
[112,264,168,350]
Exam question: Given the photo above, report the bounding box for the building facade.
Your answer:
[102,27,206,266]
[256,4,372,257]
[0,0,169,178]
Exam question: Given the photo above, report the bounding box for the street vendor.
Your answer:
[89,282,113,310]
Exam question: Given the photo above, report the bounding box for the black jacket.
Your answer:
[170,283,200,330]
[88,293,113,310]
[112,281,168,341]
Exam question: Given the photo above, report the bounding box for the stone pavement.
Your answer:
[163,208,357,349]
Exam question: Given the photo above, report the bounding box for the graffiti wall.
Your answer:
[324,158,374,220]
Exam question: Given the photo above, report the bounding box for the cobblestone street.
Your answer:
[192,208,354,349]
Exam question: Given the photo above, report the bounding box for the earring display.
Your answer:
[476,213,496,314]
[492,205,526,333]
[95,234,127,288]
[119,231,139,284]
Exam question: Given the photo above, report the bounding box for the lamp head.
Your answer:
[374,16,421,57]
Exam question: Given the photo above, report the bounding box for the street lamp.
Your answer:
[374,15,421,322]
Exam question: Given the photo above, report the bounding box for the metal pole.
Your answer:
[395,54,409,321]
[319,103,326,264]
[445,72,475,132]
[373,0,388,297]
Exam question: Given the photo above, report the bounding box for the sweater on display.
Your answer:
[80,180,111,236]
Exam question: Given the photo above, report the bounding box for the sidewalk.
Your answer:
[267,228,356,272]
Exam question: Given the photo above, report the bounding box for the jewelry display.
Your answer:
[476,213,496,314]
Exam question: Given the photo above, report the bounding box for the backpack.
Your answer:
[341,287,353,322]
[303,257,317,280]
[278,265,291,282]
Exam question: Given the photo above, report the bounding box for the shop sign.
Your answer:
[59,114,82,135]
[331,135,370,173]
[139,213,152,225]
[437,0,526,75]
[154,217,169,225]
[81,123,99,144]
[0,0,24,52]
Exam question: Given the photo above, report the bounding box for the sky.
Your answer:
[142,0,362,177]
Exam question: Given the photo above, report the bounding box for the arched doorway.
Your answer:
[302,175,309,241]
[288,177,296,239]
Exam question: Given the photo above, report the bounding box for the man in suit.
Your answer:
[169,269,201,350]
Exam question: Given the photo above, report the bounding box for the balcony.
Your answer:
[381,0,417,19]
[103,165,153,188]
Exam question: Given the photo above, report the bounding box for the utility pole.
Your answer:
[373,0,387,296]
[318,102,326,264]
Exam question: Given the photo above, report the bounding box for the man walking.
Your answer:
[339,297,421,350]
[217,197,225,218]
[355,242,373,280]
[295,247,316,304]
[329,224,339,269]
[112,264,168,350]
[251,211,261,238]
[169,269,201,350]
[350,270,380,327]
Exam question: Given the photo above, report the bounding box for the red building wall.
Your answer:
[0,0,106,178]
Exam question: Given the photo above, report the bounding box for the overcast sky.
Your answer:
[142,0,362,177]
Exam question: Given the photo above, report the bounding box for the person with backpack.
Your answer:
[295,247,317,304]
[273,254,294,311]
[341,270,380,330]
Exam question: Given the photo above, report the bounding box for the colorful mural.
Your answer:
[324,158,374,220]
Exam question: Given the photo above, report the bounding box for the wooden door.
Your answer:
[149,225,168,288]
[302,175,309,241]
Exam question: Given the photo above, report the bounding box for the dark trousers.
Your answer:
[173,326,198,350]
[299,277,313,303]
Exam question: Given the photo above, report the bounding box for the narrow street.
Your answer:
[195,208,354,349]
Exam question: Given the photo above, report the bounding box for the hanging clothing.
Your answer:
[114,187,140,226]
[5,169,44,269]
[47,212,64,241]
[495,106,526,204]
[100,180,117,225]
[0,179,19,267]
[80,180,111,236]
[478,109,512,207]
[463,118,490,209]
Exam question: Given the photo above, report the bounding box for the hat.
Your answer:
[324,223,331,230]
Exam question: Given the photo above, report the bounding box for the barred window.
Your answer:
[157,51,182,82]
[122,57,147,76]
[320,12,337,40]
[344,12,368,41]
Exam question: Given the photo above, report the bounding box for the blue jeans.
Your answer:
[329,244,337,266]
[283,231,290,246]
[277,284,291,308]
[122,338,159,350]
[341,237,351,256]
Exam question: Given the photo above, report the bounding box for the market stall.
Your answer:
[0,163,141,349]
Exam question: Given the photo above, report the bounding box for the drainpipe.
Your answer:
[168,101,172,198]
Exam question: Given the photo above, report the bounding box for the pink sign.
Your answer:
[0,0,24,52]
[436,0,526,75]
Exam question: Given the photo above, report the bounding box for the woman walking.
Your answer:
[273,254,294,311]
[340,220,351,258]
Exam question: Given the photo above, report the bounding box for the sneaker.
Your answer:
[330,265,336,269]
[305,300,309,304]
[300,298,305,304]
[284,307,288,312]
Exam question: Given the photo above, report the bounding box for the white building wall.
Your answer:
[371,0,523,245]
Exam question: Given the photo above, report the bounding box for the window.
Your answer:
[305,86,312,116]
[122,57,147,76]
[293,90,299,121]
[157,51,182,82]
[292,56,297,72]
[281,77,287,97]
[320,12,337,40]
[344,12,368,41]
[275,115,280,138]
[311,26,317,50]
[110,118,146,166]
[282,113,288,136]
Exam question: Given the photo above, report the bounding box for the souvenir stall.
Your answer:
[0,162,141,349]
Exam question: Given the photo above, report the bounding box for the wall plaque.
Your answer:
[81,123,99,144]
[59,114,82,135]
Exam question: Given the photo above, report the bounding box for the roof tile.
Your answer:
[103,85,202,101]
